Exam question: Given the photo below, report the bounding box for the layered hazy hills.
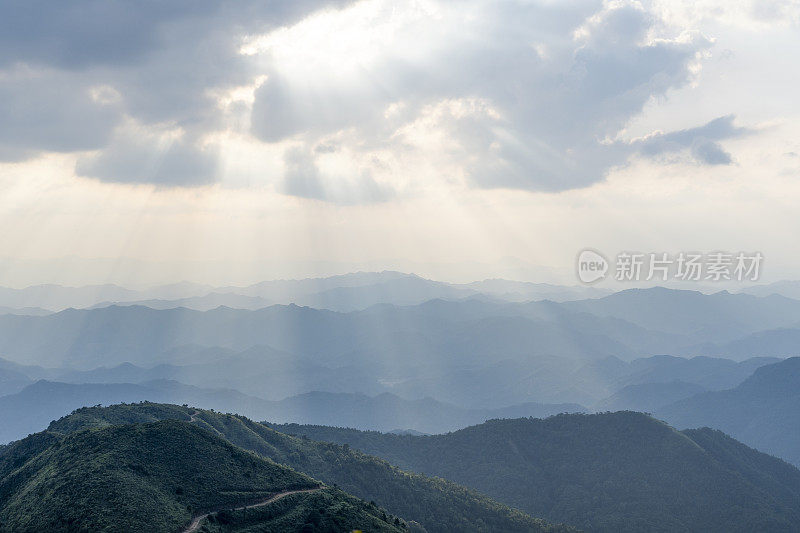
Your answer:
[696,327,800,359]
[5,356,798,475]
[0,420,404,533]
[589,355,778,412]
[0,272,610,313]
[2,275,800,346]
[560,287,800,343]
[0,300,641,369]
[741,280,800,299]
[657,356,800,466]
[0,379,582,443]
[271,411,800,533]
[9,273,800,317]
[0,365,31,397]
[593,380,707,412]
[383,353,777,409]
[0,353,778,440]
[1,287,799,372]
[35,403,570,533]
[1,280,799,480]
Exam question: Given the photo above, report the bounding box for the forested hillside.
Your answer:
[272,412,800,532]
[0,420,404,532]
[42,403,570,533]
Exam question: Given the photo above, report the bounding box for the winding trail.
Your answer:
[187,409,225,438]
[181,488,322,533]
[181,410,322,531]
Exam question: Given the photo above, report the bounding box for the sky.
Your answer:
[1,0,799,286]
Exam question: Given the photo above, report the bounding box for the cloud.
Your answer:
[0,0,355,70]
[282,147,325,199]
[0,0,355,181]
[0,69,121,157]
[635,115,749,165]
[76,121,218,186]
[281,146,395,204]
[249,0,733,195]
[0,0,755,199]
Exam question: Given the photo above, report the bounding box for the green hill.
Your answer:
[0,419,403,532]
[271,412,800,532]
[192,487,407,533]
[43,402,570,533]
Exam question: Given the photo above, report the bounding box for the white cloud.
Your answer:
[0,0,355,178]
[249,0,744,198]
[0,0,782,203]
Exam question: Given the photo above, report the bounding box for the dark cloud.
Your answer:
[0,71,121,155]
[691,139,732,165]
[0,0,355,185]
[76,126,218,186]
[0,1,204,69]
[636,115,748,165]
[0,0,353,70]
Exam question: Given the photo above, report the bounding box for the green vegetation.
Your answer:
[46,401,195,433]
[272,412,800,532]
[0,418,405,532]
[45,402,571,533]
[196,487,403,533]
[0,420,324,532]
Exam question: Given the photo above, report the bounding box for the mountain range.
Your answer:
[7,354,800,479]
[14,401,800,532]
[0,286,796,373]
[271,411,800,532]
[0,419,404,533]
[30,403,571,533]
[2,282,800,487]
[0,272,611,313]
[657,356,800,466]
[0,379,584,444]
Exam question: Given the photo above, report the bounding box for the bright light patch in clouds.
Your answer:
[241,0,748,197]
[240,0,436,75]
[0,0,755,198]
[0,0,799,284]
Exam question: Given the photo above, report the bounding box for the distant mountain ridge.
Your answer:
[594,380,706,412]
[657,356,800,466]
[692,327,800,359]
[561,287,800,345]
[0,271,608,312]
[3,286,798,371]
[0,286,792,423]
[0,302,642,368]
[387,353,778,408]
[740,280,800,299]
[0,379,584,443]
[0,351,779,416]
